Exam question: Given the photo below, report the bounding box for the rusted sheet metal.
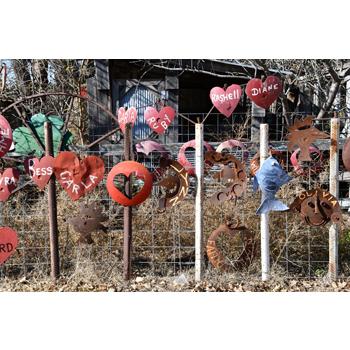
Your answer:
[178,140,214,176]
[249,149,286,177]
[0,168,20,202]
[287,116,329,161]
[144,106,175,134]
[118,107,137,134]
[216,139,249,161]
[107,160,153,206]
[289,188,342,226]
[135,140,170,157]
[206,221,256,271]
[209,84,242,117]
[342,137,350,171]
[0,114,13,157]
[24,156,55,190]
[0,227,18,265]
[69,203,108,244]
[290,146,323,176]
[157,158,189,209]
[245,76,283,109]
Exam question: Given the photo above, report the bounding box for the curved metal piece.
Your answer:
[249,149,286,177]
[216,139,249,161]
[290,146,324,176]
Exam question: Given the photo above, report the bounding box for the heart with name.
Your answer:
[245,76,283,109]
[144,106,175,134]
[118,107,137,133]
[0,168,19,202]
[0,114,13,157]
[210,84,242,117]
[0,227,18,265]
[54,152,105,201]
[24,156,55,190]
[106,161,153,206]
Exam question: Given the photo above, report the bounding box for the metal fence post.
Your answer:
[329,117,340,280]
[195,123,204,282]
[44,121,60,280]
[260,123,270,281]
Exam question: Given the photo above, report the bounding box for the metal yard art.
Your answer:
[342,137,350,171]
[0,168,20,201]
[0,227,18,265]
[118,107,138,133]
[24,156,54,190]
[290,146,324,176]
[0,115,13,157]
[209,84,242,117]
[144,106,176,134]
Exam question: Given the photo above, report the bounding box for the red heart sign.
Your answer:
[0,114,13,157]
[107,161,153,206]
[0,227,18,265]
[210,84,242,117]
[245,76,283,109]
[0,168,19,202]
[24,156,55,190]
[118,107,137,133]
[54,152,105,201]
[144,106,175,134]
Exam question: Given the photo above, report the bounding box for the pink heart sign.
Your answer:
[0,168,19,202]
[118,107,137,133]
[0,227,18,265]
[210,84,242,117]
[24,156,55,190]
[245,76,283,109]
[144,106,175,134]
[0,114,13,157]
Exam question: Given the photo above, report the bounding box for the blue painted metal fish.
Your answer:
[253,156,292,215]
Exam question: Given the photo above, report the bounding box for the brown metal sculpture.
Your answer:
[205,151,247,204]
[69,203,108,244]
[157,158,189,209]
[287,116,329,161]
[206,221,256,271]
[289,188,342,226]
[249,149,286,177]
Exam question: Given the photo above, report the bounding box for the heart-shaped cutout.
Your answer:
[118,107,137,133]
[210,84,242,117]
[24,156,55,190]
[0,227,18,265]
[54,152,105,201]
[107,161,153,206]
[144,106,175,134]
[0,114,13,157]
[245,76,283,109]
[0,168,20,202]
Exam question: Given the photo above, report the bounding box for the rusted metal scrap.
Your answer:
[157,158,189,209]
[249,149,286,177]
[206,221,257,271]
[287,116,329,161]
[205,151,247,204]
[289,188,342,227]
[69,203,108,244]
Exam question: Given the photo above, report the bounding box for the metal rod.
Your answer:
[123,123,133,280]
[329,117,340,280]
[260,123,270,281]
[44,121,60,280]
[195,123,204,281]
[201,105,215,124]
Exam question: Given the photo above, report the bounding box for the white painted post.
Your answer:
[260,123,270,281]
[195,123,204,282]
[329,118,340,280]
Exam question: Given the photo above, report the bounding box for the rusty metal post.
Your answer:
[123,123,133,280]
[44,121,60,280]
[195,123,204,281]
[329,117,340,280]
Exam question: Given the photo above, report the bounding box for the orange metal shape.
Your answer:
[0,227,18,265]
[24,155,55,190]
[0,114,13,157]
[0,168,19,202]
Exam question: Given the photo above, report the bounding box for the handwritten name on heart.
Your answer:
[54,152,105,201]
[0,227,18,265]
[144,106,175,134]
[0,168,19,202]
[245,76,283,109]
[107,161,153,206]
[210,84,242,117]
[0,114,13,157]
[118,107,137,133]
[24,156,54,190]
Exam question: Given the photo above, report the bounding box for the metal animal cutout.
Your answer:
[287,116,328,161]
[289,188,342,226]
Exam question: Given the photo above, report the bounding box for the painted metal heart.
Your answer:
[54,151,105,201]
[245,76,283,109]
[210,84,242,117]
[24,156,55,190]
[0,168,19,202]
[0,227,18,265]
[0,114,13,157]
[118,107,137,133]
[144,106,175,134]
